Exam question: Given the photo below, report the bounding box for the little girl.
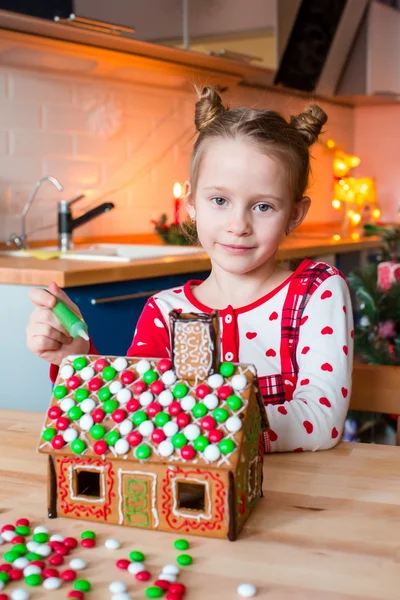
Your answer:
[27,86,353,453]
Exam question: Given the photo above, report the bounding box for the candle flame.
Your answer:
[173,182,183,199]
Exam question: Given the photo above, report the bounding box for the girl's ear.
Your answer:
[287,196,311,233]
[184,180,195,218]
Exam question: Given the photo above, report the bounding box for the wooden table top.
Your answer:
[1,409,399,599]
[0,234,381,287]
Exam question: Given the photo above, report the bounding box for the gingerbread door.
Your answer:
[118,470,159,529]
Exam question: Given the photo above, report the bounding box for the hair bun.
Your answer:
[290,104,328,146]
[194,86,225,131]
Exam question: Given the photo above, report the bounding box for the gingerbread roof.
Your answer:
[38,354,266,471]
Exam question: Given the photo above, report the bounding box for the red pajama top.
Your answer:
[127,258,354,453]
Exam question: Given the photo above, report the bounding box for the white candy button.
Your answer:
[111,594,131,600]
[117,388,132,404]
[69,558,86,570]
[139,391,153,407]
[79,414,94,431]
[11,589,30,600]
[13,557,29,569]
[37,544,52,557]
[110,381,123,395]
[159,390,174,407]
[120,419,133,436]
[162,564,180,575]
[105,539,121,551]
[26,541,40,551]
[208,374,224,388]
[163,421,178,437]
[24,565,42,576]
[1,530,15,541]
[158,441,174,457]
[33,526,48,534]
[60,398,75,412]
[43,577,62,590]
[61,365,74,379]
[136,359,151,375]
[237,583,257,597]
[50,534,64,542]
[113,357,128,372]
[109,581,127,593]
[226,416,242,433]
[158,573,176,583]
[203,393,219,410]
[138,420,154,437]
[180,395,195,411]
[127,561,145,574]
[81,398,96,413]
[161,370,176,386]
[204,444,220,461]
[80,366,95,381]
[232,374,247,391]
[63,428,78,443]
[115,438,130,455]
[183,424,200,441]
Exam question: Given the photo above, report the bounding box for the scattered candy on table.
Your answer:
[237,583,257,597]
[105,538,121,550]
[109,581,128,593]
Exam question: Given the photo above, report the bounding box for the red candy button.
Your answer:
[158,358,172,373]
[54,542,69,555]
[200,416,216,431]
[151,429,166,444]
[81,538,95,549]
[61,569,76,581]
[1,525,14,533]
[147,402,162,418]
[30,561,45,569]
[208,429,224,443]
[55,416,69,431]
[63,537,78,549]
[126,399,140,413]
[88,377,102,391]
[150,380,164,395]
[176,413,190,428]
[135,570,151,582]
[67,592,84,599]
[166,593,183,600]
[121,370,135,385]
[48,406,62,420]
[11,536,25,544]
[116,559,130,570]
[94,358,108,372]
[0,565,11,573]
[93,440,108,455]
[92,408,105,423]
[168,401,182,416]
[154,579,170,591]
[43,568,59,579]
[217,385,232,400]
[49,554,64,566]
[0,594,9,600]
[181,445,196,460]
[127,431,143,447]
[133,381,147,395]
[15,518,29,527]
[9,568,22,581]
[169,583,186,594]
[112,409,126,423]
[195,384,209,399]
[66,376,80,390]
[51,434,65,450]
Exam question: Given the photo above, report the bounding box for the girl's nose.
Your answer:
[227,210,252,236]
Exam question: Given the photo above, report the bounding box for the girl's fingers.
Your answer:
[31,323,73,346]
[31,308,72,340]
[28,334,63,354]
[48,282,82,316]
[29,287,57,309]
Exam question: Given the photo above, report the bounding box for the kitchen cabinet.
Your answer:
[0,0,72,20]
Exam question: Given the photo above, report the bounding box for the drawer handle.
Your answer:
[91,290,162,305]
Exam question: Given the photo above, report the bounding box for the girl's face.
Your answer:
[187,137,309,276]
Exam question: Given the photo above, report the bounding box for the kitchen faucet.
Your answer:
[58,196,115,251]
[7,175,63,249]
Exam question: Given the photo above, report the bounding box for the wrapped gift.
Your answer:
[377,261,400,291]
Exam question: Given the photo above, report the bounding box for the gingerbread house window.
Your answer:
[75,470,101,499]
[177,481,206,512]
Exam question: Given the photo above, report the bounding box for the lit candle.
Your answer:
[173,182,183,225]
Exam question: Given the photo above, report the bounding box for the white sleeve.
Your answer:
[265,274,354,452]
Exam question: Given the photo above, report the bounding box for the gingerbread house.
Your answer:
[38,311,268,540]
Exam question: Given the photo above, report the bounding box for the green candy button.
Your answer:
[143,369,158,384]
[192,403,207,418]
[81,530,96,539]
[171,433,187,449]
[105,430,120,446]
[173,383,188,399]
[213,407,229,423]
[43,427,57,441]
[74,388,89,402]
[102,366,116,381]
[132,410,148,426]
[15,525,30,536]
[103,399,119,414]
[135,444,151,460]
[12,543,27,555]
[174,539,189,551]
[4,550,21,562]
[71,438,86,454]
[0,572,9,583]
[53,385,67,399]
[33,532,48,544]
[219,438,236,455]
[193,435,209,452]
[146,587,163,598]
[98,387,111,402]
[177,553,193,566]
[129,550,145,562]
[25,573,42,586]
[154,412,170,427]
[219,361,235,377]
[74,579,91,592]
[73,356,87,371]
[226,394,243,411]
[26,552,41,561]
[90,424,105,440]
[68,406,83,421]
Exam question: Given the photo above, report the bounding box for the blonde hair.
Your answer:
[190,86,327,203]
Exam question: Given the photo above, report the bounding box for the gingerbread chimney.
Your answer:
[169,310,220,381]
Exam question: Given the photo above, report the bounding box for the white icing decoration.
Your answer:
[110,381,123,394]
[60,398,75,412]
[105,540,121,551]
[183,424,200,441]
[163,421,178,437]
[204,444,220,461]
[158,440,174,457]
[79,414,94,431]
[119,419,133,436]
[138,420,154,437]
[237,583,257,598]
[180,395,196,411]
[37,544,52,557]
[174,319,214,380]
[33,526,48,534]
[162,564,180,575]
[161,370,176,386]
[139,391,153,407]
[127,561,145,574]
[117,469,158,527]
[136,359,151,375]
[1,530,15,542]
[13,557,29,569]
[60,365,74,379]
[117,388,132,404]
[81,398,96,413]
[50,534,64,542]
[43,577,62,590]
[208,373,224,388]
[226,416,242,433]
[63,428,78,443]
[113,357,127,372]
[115,438,130,455]
[248,365,256,374]
[203,393,219,410]
[231,374,247,391]
[109,580,127,592]
[23,565,42,576]
[69,558,86,570]
[80,366,94,381]
[171,474,212,521]
[69,464,105,503]
[159,390,174,407]
[10,589,30,600]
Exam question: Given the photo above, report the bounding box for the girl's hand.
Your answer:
[27,281,90,366]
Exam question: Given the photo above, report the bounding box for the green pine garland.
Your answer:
[152,213,198,246]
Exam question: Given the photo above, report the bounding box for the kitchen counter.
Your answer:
[2,409,400,599]
[0,233,381,287]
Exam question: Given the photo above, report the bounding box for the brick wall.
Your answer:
[0,67,354,244]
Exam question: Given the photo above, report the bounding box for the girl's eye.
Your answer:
[211,197,228,206]
[254,203,272,212]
